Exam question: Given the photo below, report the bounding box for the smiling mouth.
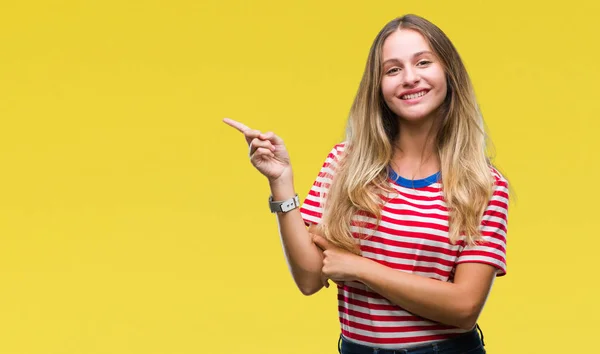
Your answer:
[400,90,428,100]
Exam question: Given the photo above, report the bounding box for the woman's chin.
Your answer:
[397,112,434,123]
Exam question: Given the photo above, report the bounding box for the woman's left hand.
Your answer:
[312,234,365,283]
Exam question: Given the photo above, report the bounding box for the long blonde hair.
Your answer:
[319,14,495,253]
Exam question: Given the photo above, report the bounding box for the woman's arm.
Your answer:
[313,235,497,328]
[270,177,326,295]
[224,118,325,296]
[355,258,496,329]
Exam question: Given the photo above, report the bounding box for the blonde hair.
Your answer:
[318,14,495,253]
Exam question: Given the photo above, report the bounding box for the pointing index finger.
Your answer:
[223,118,251,133]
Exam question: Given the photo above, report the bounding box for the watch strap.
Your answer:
[269,194,300,213]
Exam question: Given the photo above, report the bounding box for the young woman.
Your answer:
[224,14,508,354]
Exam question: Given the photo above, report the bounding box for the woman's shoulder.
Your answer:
[488,165,509,189]
[332,141,347,153]
[324,142,348,161]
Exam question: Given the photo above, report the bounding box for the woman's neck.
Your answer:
[392,117,440,179]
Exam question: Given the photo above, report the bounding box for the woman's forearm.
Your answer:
[270,177,324,295]
[355,258,479,329]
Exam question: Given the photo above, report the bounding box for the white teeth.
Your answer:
[401,91,427,100]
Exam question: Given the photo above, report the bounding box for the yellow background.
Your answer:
[0,1,598,353]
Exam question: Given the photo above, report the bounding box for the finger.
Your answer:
[321,271,330,288]
[244,129,262,145]
[250,147,275,160]
[259,131,284,145]
[222,118,251,133]
[249,137,276,156]
[309,233,325,255]
[312,234,332,251]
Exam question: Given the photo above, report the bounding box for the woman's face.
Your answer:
[380,29,448,124]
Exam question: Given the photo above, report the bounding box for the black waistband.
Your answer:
[338,325,484,354]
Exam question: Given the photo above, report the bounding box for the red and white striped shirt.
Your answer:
[300,143,509,349]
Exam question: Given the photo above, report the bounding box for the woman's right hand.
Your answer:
[223,118,291,182]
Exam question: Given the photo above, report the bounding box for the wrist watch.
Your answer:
[269,194,300,213]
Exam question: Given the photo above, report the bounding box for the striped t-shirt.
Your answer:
[299,143,509,349]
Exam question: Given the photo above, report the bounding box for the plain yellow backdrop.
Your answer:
[0,1,598,353]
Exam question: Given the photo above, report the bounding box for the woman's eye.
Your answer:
[417,60,432,66]
[386,68,400,75]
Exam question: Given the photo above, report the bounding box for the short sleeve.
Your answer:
[299,143,346,227]
[456,168,509,276]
